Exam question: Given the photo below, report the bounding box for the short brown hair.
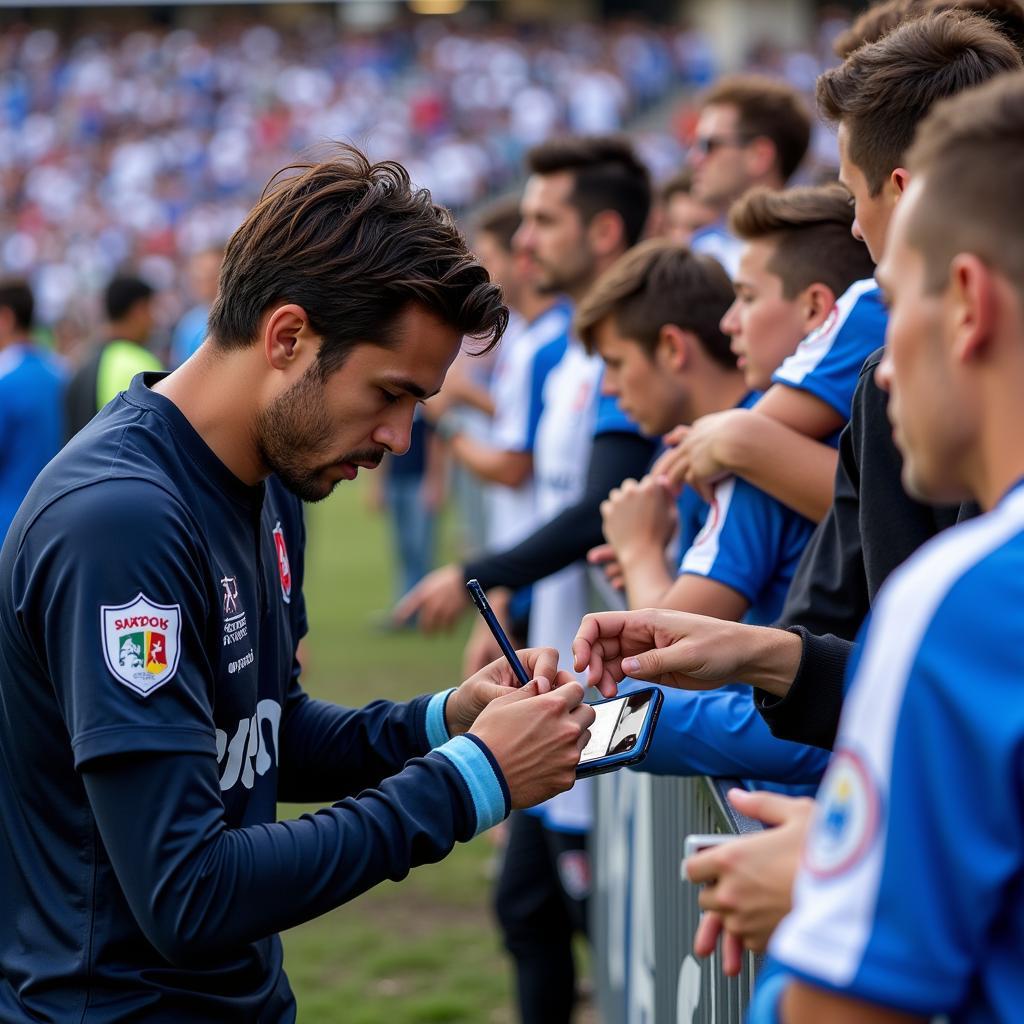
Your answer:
[729,184,876,299]
[701,75,812,183]
[905,69,1024,293]
[474,195,521,253]
[526,135,651,248]
[835,0,1024,58]
[818,11,1021,195]
[576,240,736,369]
[207,144,508,372]
[835,0,916,57]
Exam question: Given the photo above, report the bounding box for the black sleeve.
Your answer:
[754,628,853,751]
[764,349,963,749]
[463,431,657,592]
[81,742,489,967]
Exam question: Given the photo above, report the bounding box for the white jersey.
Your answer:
[528,335,641,832]
[485,302,571,550]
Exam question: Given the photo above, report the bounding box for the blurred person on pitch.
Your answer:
[432,196,572,671]
[0,146,599,1024]
[652,169,718,247]
[572,11,1021,979]
[686,75,812,277]
[170,247,224,368]
[0,280,66,541]
[757,69,1024,1024]
[64,275,163,440]
[398,135,655,1024]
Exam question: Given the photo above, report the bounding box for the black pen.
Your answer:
[465,579,531,687]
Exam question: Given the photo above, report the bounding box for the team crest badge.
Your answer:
[805,748,880,878]
[273,521,291,604]
[101,593,182,697]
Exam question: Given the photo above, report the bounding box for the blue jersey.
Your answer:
[678,394,815,626]
[0,374,508,1022]
[634,682,828,786]
[769,481,1024,1021]
[0,343,65,539]
[771,278,887,421]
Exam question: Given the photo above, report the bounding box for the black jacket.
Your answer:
[756,348,973,749]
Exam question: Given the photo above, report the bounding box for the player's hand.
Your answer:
[470,681,595,809]
[587,543,626,591]
[573,608,760,692]
[446,646,574,735]
[393,564,469,631]
[648,426,690,495]
[686,789,814,971]
[600,476,677,560]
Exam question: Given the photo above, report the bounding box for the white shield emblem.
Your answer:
[101,593,182,697]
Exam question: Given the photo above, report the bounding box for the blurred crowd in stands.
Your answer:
[0,11,846,355]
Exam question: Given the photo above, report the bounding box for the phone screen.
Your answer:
[578,691,656,766]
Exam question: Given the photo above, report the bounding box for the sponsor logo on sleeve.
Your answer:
[272,521,291,604]
[805,748,880,878]
[101,593,182,697]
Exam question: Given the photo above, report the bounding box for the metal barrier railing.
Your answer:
[592,772,762,1023]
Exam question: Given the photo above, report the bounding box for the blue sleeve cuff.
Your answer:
[433,734,510,835]
[425,688,455,748]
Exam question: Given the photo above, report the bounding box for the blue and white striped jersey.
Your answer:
[769,480,1024,1021]
[771,277,887,421]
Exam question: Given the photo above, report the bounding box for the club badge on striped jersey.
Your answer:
[102,593,182,697]
[805,748,880,878]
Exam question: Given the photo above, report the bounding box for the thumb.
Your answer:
[588,543,615,564]
[491,679,541,705]
[727,787,802,827]
[621,648,664,680]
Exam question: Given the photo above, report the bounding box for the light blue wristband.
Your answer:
[425,688,456,748]
[435,734,508,835]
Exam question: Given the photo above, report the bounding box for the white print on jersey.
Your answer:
[101,593,182,697]
[216,698,281,792]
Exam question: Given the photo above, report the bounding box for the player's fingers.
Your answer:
[550,681,585,710]
[693,912,723,959]
[519,646,560,685]
[587,542,615,564]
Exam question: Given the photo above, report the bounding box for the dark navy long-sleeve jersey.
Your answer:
[0,373,508,1022]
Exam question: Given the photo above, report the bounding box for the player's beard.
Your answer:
[253,367,383,503]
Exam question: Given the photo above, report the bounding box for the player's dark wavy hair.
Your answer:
[207,144,508,374]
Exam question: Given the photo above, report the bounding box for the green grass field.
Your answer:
[279,481,516,1023]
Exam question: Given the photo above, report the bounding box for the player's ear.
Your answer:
[263,304,316,372]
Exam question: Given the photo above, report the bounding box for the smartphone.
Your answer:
[681,833,743,879]
[465,579,530,687]
[576,687,663,778]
